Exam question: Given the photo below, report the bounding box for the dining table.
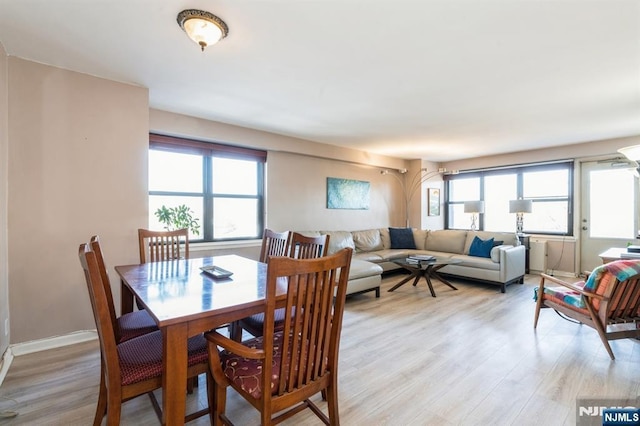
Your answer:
[115,254,286,425]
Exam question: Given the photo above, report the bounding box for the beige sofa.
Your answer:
[298,228,526,294]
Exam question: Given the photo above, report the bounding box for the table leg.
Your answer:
[162,323,188,425]
[428,265,458,291]
[423,274,437,297]
[121,279,134,315]
[388,270,421,292]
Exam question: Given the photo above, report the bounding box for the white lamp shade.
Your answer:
[464,201,485,213]
[618,145,640,161]
[509,199,532,214]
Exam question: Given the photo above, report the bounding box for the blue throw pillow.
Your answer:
[468,236,494,258]
[389,227,416,249]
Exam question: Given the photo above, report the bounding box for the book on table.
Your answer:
[620,252,640,259]
[408,254,435,262]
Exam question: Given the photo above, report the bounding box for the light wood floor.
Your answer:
[0,273,638,425]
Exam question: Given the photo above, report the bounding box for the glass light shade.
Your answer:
[177,10,228,51]
[618,145,640,161]
[464,201,485,213]
[184,18,223,48]
[509,199,532,214]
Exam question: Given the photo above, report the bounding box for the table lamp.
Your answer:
[463,201,485,231]
[509,199,532,235]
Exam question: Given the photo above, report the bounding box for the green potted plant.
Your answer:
[154,204,201,236]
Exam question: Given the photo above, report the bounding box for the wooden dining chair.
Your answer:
[229,229,291,341]
[289,232,329,260]
[232,232,331,341]
[534,259,640,360]
[258,229,291,262]
[138,228,190,264]
[136,228,190,313]
[205,247,353,425]
[90,236,157,343]
[78,243,211,425]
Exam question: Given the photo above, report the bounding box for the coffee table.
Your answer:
[388,257,462,297]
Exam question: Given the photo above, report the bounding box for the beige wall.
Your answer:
[150,109,410,231]
[441,136,640,171]
[0,44,9,355]
[7,58,149,343]
[266,151,401,231]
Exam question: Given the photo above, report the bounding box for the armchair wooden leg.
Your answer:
[533,279,546,329]
[585,302,615,360]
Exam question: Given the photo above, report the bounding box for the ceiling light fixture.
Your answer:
[177,9,229,51]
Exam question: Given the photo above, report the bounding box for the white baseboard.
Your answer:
[0,330,97,388]
[0,349,14,388]
[9,330,97,357]
[543,269,578,278]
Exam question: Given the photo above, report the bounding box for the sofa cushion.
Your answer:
[354,252,385,263]
[322,231,356,255]
[348,259,384,280]
[450,254,500,271]
[463,231,519,254]
[468,236,494,258]
[379,228,391,249]
[413,229,428,250]
[352,229,383,252]
[389,227,416,249]
[373,249,412,262]
[425,230,467,254]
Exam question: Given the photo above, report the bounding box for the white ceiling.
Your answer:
[1,1,638,162]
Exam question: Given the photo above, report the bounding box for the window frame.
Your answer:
[444,160,574,236]
[149,133,266,242]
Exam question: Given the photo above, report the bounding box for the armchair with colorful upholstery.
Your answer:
[533,259,640,360]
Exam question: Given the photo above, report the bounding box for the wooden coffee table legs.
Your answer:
[388,264,458,297]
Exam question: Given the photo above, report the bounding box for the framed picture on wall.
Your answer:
[427,188,440,216]
[326,177,370,209]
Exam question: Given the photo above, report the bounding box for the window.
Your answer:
[445,161,573,235]
[148,133,266,242]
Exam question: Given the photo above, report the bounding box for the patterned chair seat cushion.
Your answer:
[117,310,158,342]
[118,330,208,386]
[534,283,588,312]
[220,331,303,400]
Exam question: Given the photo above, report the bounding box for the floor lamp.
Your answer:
[463,201,484,231]
[509,199,532,235]
[380,168,443,227]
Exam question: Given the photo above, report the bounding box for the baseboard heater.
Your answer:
[529,240,547,272]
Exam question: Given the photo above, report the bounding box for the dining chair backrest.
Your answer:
[138,228,189,263]
[78,244,120,388]
[289,232,329,260]
[205,247,354,424]
[259,229,290,263]
[89,236,119,340]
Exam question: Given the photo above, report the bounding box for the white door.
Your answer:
[580,160,638,272]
